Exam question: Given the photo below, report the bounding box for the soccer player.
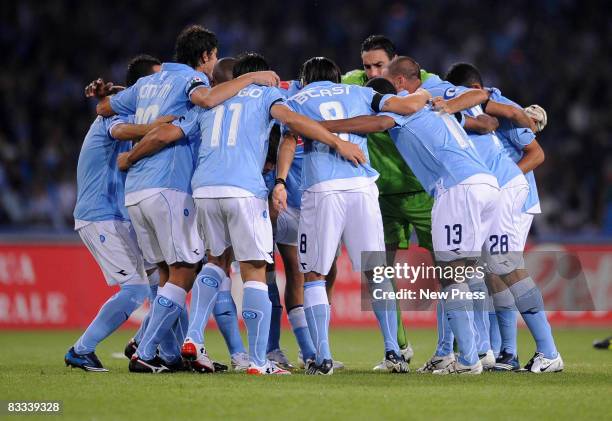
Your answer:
[343,35,437,369]
[96,25,280,373]
[445,63,563,373]
[121,53,364,375]
[208,56,251,371]
[65,55,169,372]
[315,73,500,374]
[273,57,431,375]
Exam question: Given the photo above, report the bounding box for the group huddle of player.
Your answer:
[64,24,563,375]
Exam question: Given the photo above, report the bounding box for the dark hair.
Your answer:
[233,52,269,78]
[366,77,396,95]
[299,57,341,86]
[125,54,161,86]
[361,35,396,60]
[174,24,218,69]
[445,62,483,87]
[212,57,236,84]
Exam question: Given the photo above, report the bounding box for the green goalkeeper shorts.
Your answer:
[379,191,434,251]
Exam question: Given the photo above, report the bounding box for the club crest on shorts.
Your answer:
[99,234,106,243]
[184,208,189,217]
[158,296,173,308]
[262,210,268,219]
[242,310,257,319]
[201,276,219,288]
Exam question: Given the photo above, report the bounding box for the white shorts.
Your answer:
[127,189,204,265]
[298,182,385,275]
[195,196,273,263]
[78,220,148,286]
[482,175,530,274]
[275,206,300,246]
[432,176,500,262]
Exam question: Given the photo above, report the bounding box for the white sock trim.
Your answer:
[219,276,232,292]
[288,306,308,329]
[304,285,328,308]
[159,282,187,308]
[244,280,268,291]
[203,262,226,280]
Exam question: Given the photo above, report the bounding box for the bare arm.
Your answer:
[190,71,280,108]
[380,88,431,115]
[96,96,114,117]
[111,115,175,141]
[432,89,490,114]
[271,133,298,212]
[270,104,366,166]
[484,100,537,132]
[463,114,499,134]
[319,115,396,134]
[517,139,545,174]
[117,124,184,170]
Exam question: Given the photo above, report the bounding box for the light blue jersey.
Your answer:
[489,87,540,213]
[279,81,304,208]
[109,62,209,198]
[74,115,132,224]
[381,93,491,197]
[423,75,522,188]
[284,81,380,191]
[176,84,285,199]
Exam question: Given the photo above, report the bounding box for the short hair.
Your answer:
[361,35,396,60]
[299,57,342,86]
[212,57,236,84]
[386,56,421,80]
[366,77,396,95]
[445,62,483,87]
[232,52,269,78]
[174,24,218,69]
[125,54,161,86]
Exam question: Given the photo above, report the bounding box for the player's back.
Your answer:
[385,104,491,196]
[110,63,209,197]
[286,81,378,191]
[74,116,130,223]
[191,84,284,199]
[488,87,541,212]
[428,79,522,188]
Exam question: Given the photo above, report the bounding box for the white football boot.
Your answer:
[479,350,496,371]
[230,352,250,372]
[523,352,564,373]
[416,353,455,373]
[433,359,483,375]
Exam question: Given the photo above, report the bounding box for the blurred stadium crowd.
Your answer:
[1,0,610,237]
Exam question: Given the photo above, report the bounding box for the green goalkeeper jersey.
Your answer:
[341,69,434,195]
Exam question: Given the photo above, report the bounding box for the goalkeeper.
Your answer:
[342,35,436,370]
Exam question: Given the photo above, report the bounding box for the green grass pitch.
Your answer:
[1,328,611,420]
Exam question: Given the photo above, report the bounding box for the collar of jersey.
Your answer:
[303,80,335,89]
[421,74,444,90]
[161,62,193,72]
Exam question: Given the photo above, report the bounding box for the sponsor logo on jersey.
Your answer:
[444,87,457,99]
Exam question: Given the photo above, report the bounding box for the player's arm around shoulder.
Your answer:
[381,88,431,115]
[432,88,489,114]
[110,115,176,141]
[270,104,366,167]
[319,115,395,134]
[190,71,280,108]
[116,119,186,171]
[463,114,499,134]
[272,132,298,213]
